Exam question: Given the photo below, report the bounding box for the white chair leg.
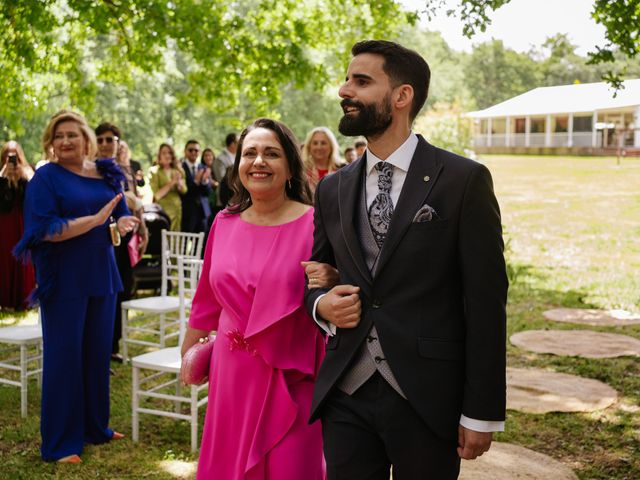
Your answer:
[159,313,166,348]
[175,379,182,414]
[20,345,27,418]
[122,306,129,363]
[191,385,198,452]
[132,365,140,442]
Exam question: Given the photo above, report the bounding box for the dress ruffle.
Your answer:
[95,158,127,193]
[13,216,69,304]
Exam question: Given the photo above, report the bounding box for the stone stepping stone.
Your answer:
[543,308,640,327]
[510,330,640,358]
[460,442,578,480]
[507,367,617,413]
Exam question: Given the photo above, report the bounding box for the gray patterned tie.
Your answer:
[368,161,394,248]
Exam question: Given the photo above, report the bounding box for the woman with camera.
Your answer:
[0,141,35,310]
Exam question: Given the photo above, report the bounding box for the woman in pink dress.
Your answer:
[181,118,330,480]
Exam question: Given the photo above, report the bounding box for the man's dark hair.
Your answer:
[227,118,312,213]
[344,147,356,154]
[351,40,430,121]
[95,122,121,139]
[225,133,238,147]
[185,139,200,148]
[354,140,367,148]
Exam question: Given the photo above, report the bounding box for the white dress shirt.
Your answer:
[311,132,504,433]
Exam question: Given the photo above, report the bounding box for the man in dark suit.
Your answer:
[181,139,211,233]
[304,40,508,479]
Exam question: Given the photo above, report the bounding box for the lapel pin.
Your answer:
[423,175,430,182]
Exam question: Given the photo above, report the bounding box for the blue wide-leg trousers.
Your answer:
[39,294,116,461]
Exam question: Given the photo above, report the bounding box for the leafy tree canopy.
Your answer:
[421,0,640,87]
[0,0,416,137]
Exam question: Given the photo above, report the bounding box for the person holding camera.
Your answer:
[0,141,35,310]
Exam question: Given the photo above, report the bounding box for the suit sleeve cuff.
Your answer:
[459,415,504,432]
[312,294,336,336]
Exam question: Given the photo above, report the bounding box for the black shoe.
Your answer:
[111,353,124,363]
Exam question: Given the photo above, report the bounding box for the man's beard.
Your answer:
[338,95,393,138]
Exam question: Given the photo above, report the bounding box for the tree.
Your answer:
[0,0,417,136]
[464,40,541,109]
[421,0,640,87]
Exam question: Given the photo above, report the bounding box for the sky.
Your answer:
[399,0,607,56]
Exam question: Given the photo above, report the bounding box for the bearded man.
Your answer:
[304,40,508,480]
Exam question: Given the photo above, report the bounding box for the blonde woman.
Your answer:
[302,126,342,193]
[149,143,187,231]
[14,110,139,462]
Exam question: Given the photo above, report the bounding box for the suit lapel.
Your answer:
[375,136,443,276]
[338,157,373,289]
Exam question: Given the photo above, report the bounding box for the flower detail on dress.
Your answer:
[95,158,126,193]
[226,329,257,356]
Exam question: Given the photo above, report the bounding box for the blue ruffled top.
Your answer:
[13,160,130,303]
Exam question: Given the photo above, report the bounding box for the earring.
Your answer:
[287,178,292,190]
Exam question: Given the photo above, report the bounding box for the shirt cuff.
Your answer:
[459,415,505,432]
[312,294,336,336]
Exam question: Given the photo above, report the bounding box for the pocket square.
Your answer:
[412,204,439,223]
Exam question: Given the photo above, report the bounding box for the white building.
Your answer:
[468,79,640,154]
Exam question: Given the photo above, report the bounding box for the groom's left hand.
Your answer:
[457,425,492,460]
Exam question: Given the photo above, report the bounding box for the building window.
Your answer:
[554,117,568,132]
[492,118,506,134]
[530,117,545,133]
[514,118,526,133]
[574,116,593,132]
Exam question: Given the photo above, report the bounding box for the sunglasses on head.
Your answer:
[97,136,119,145]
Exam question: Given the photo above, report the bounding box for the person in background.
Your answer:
[354,139,367,157]
[95,124,149,363]
[213,133,238,209]
[14,110,139,463]
[344,147,358,164]
[149,143,187,231]
[0,141,35,310]
[201,147,219,221]
[181,140,211,233]
[117,140,145,190]
[302,126,342,193]
[181,118,331,479]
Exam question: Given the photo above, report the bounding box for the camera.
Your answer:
[7,154,17,166]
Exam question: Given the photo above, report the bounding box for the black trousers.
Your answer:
[321,372,461,480]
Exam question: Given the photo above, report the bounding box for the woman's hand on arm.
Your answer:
[181,327,212,357]
[301,261,340,290]
[46,193,125,242]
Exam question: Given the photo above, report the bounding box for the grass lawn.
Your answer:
[1,154,639,479]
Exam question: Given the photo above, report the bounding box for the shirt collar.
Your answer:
[366,133,418,176]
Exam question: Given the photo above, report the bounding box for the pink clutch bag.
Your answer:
[127,232,142,267]
[180,335,215,385]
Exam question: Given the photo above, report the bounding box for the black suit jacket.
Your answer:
[304,135,508,441]
[181,160,211,232]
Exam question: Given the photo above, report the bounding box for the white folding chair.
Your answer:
[131,257,210,452]
[121,230,204,361]
[0,310,43,418]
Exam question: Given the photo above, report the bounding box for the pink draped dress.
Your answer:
[189,208,326,480]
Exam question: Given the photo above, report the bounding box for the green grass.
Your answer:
[1,154,639,478]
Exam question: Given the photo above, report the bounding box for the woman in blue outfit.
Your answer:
[14,110,139,463]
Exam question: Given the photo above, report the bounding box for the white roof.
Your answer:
[468,79,640,118]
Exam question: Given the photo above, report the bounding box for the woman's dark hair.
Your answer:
[200,148,215,165]
[226,118,312,214]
